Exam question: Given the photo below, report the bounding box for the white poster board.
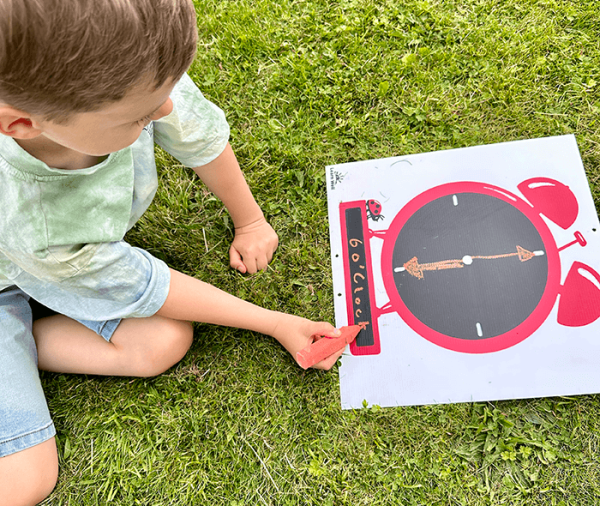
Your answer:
[327,135,600,408]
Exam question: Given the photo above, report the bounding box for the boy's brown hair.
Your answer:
[0,0,198,123]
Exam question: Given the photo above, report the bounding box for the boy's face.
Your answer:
[34,79,176,156]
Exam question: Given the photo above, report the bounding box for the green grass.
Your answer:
[42,0,600,504]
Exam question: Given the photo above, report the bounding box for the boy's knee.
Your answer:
[138,319,193,377]
[0,438,58,506]
[28,469,58,506]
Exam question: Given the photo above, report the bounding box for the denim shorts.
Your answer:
[0,286,121,457]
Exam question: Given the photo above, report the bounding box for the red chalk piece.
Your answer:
[296,325,363,370]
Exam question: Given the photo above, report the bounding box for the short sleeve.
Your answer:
[153,73,230,168]
[4,242,171,321]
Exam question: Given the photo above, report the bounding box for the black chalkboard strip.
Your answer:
[339,200,381,355]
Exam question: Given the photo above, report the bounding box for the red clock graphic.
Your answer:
[340,178,600,355]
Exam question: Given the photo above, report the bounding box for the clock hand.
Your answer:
[395,246,544,279]
[475,245,537,262]
[401,256,463,279]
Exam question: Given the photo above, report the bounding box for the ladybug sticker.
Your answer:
[366,199,384,221]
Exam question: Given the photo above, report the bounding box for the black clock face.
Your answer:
[378,182,562,353]
[391,191,548,340]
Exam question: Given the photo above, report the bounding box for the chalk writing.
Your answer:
[344,206,375,347]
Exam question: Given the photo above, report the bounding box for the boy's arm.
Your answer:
[156,268,343,370]
[192,143,278,274]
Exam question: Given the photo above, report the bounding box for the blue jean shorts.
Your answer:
[0,286,121,457]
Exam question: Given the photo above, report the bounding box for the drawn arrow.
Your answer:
[396,245,544,280]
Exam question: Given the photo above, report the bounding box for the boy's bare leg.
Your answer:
[32,314,193,377]
[0,316,192,506]
[0,437,58,506]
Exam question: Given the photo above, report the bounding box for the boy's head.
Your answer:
[0,0,197,140]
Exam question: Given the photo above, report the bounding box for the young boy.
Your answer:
[0,1,343,503]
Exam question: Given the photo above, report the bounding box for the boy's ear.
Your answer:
[0,105,44,139]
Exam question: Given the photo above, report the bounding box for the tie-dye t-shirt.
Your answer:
[0,73,229,321]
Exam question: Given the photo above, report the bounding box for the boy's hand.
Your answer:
[270,313,343,370]
[229,217,278,274]
[192,145,278,273]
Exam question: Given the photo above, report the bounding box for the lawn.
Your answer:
[42,0,600,504]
